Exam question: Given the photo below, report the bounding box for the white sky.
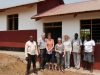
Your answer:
[64,0,88,4]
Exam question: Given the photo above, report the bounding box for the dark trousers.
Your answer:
[27,54,36,71]
[40,49,46,69]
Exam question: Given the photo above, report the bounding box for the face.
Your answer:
[30,36,33,42]
[64,36,68,41]
[58,40,61,43]
[41,34,45,39]
[75,34,78,39]
[86,36,90,41]
[48,34,51,39]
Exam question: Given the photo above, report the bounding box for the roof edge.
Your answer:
[0,0,45,10]
[31,9,100,19]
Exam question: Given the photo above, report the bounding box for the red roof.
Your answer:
[32,0,100,19]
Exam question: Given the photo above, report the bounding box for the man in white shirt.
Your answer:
[72,33,82,69]
[25,36,38,75]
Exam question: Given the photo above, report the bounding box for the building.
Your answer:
[0,0,64,50]
[31,0,100,70]
[0,0,100,70]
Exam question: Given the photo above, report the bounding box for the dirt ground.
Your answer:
[0,53,92,75]
[0,53,26,75]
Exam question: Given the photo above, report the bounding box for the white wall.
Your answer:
[0,4,43,39]
[37,12,100,41]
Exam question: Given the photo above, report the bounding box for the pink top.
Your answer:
[46,39,54,51]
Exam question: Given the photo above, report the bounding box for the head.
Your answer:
[29,36,33,42]
[86,35,91,41]
[57,37,62,43]
[47,33,51,39]
[74,33,78,39]
[64,35,69,41]
[41,33,45,39]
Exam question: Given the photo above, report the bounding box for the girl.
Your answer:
[45,33,54,71]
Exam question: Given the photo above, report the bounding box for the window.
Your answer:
[7,14,18,30]
[44,22,62,28]
[80,19,100,43]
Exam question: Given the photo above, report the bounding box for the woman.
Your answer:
[55,38,65,72]
[63,35,72,69]
[83,35,95,73]
[45,33,54,71]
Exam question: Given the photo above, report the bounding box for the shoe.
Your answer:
[77,68,80,70]
[67,66,70,69]
[58,69,61,72]
[61,70,65,73]
[25,71,29,75]
[52,68,54,71]
[33,69,38,74]
[40,69,44,72]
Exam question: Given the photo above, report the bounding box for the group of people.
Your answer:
[25,32,95,75]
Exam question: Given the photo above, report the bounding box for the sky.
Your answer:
[64,0,88,4]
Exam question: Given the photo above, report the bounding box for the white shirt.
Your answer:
[63,40,72,53]
[25,41,38,57]
[84,40,95,52]
[72,38,82,53]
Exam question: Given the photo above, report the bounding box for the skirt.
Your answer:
[83,52,94,63]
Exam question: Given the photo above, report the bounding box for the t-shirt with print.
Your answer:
[72,38,82,53]
[55,44,64,57]
[84,40,95,52]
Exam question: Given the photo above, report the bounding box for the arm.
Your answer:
[37,38,41,54]
[45,40,49,51]
[35,42,38,56]
[49,39,54,50]
[92,40,95,56]
[25,42,28,57]
[69,41,72,54]
[79,39,82,53]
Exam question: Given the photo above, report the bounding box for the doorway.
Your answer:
[44,22,62,44]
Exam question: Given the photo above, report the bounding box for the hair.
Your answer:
[58,37,62,41]
[41,32,45,35]
[64,35,70,39]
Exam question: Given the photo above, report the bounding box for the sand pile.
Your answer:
[0,53,26,75]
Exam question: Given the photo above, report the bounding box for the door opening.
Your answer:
[44,22,62,44]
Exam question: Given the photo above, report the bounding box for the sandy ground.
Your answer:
[0,51,100,75]
[0,53,26,75]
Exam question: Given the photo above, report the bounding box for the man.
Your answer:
[72,33,82,70]
[25,36,38,75]
[38,33,46,71]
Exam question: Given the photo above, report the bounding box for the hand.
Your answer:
[92,52,94,56]
[82,50,84,55]
[62,54,65,57]
[47,51,50,54]
[59,51,62,54]
[78,51,81,54]
[25,57,29,61]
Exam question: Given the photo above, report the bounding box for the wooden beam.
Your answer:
[74,14,77,17]
[0,9,6,12]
